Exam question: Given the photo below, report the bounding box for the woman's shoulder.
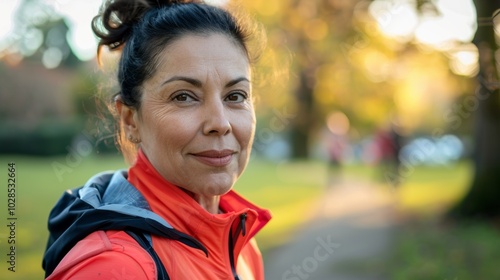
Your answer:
[46,230,156,280]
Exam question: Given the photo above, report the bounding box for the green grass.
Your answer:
[390,219,500,280]
[374,161,500,279]
[0,155,324,279]
[394,162,472,215]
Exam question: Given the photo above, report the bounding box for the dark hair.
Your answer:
[92,0,259,162]
[92,0,253,109]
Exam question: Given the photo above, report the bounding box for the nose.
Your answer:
[202,100,231,136]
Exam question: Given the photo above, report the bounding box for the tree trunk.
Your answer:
[290,68,315,158]
[451,0,500,217]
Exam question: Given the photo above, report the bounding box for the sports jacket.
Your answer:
[43,151,271,279]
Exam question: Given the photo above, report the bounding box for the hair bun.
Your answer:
[92,0,200,51]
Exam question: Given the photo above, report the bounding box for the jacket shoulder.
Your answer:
[46,231,156,280]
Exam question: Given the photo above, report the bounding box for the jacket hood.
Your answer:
[42,170,206,278]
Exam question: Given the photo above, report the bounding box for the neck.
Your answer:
[192,193,221,214]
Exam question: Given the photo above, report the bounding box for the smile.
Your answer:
[190,150,236,167]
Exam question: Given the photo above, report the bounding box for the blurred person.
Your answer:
[373,123,403,187]
[326,131,348,185]
[324,111,350,186]
[42,1,271,279]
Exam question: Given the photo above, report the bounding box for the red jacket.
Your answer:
[47,151,271,279]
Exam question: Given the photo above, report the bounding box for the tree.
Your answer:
[11,0,80,68]
[245,0,395,158]
[244,0,466,159]
[451,0,500,217]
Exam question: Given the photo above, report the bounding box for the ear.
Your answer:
[115,97,140,140]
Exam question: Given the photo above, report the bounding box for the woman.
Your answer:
[42,1,271,279]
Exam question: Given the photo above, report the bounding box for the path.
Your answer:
[264,178,398,280]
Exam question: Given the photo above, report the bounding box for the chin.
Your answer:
[203,183,233,196]
[201,175,236,196]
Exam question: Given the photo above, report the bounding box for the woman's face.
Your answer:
[135,33,255,197]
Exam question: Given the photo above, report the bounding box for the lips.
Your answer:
[190,149,236,167]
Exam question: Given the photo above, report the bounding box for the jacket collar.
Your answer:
[128,149,271,261]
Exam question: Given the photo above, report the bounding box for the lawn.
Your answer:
[384,162,500,279]
[390,219,500,280]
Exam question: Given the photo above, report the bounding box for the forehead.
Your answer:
[153,33,250,78]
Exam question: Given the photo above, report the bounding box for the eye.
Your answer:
[172,92,196,102]
[225,92,247,103]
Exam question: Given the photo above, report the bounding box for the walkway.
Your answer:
[264,178,398,280]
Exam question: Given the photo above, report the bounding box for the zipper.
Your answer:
[228,213,247,280]
[234,212,247,238]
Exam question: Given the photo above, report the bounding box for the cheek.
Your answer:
[162,120,196,150]
[235,112,256,150]
[141,107,195,155]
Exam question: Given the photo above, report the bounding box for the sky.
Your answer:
[0,0,478,64]
[369,0,477,47]
[0,0,102,61]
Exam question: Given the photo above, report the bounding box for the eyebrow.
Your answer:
[225,77,250,88]
[161,76,250,88]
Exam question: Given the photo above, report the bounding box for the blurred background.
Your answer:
[0,0,499,279]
